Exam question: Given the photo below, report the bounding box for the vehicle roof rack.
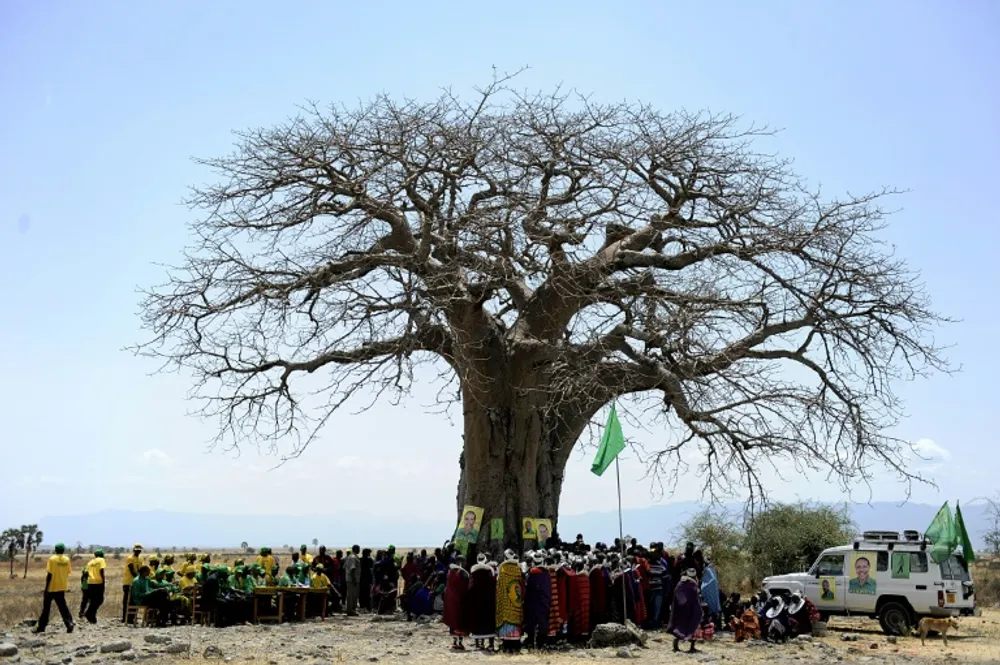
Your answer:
[861,530,900,542]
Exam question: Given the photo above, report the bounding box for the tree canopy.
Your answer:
[135,76,949,526]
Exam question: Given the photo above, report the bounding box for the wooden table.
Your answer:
[252,587,328,623]
[252,587,284,624]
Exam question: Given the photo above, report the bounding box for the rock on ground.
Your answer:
[163,643,190,654]
[99,642,131,654]
[0,643,19,658]
[591,623,646,648]
[142,635,170,645]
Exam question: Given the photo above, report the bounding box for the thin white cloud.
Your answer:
[336,455,363,469]
[912,438,951,462]
[140,449,174,467]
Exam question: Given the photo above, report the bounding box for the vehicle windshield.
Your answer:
[939,554,971,582]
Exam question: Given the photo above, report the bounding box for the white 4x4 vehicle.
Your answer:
[762,530,975,635]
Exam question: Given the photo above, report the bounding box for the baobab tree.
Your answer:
[135,77,948,550]
[20,525,42,578]
[2,529,21,579]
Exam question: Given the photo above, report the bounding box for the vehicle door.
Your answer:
[807,553,846,612]
[896,551,936,615]
[938,554,973,612]
[845,550,880,613]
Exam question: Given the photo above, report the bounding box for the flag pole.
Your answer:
[615,455,628,625]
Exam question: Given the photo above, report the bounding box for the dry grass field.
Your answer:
[2,551,999,664]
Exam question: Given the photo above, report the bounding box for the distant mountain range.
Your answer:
[36,502,994,550]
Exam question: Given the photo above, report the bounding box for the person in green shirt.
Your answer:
[278,565,297,587]
[130,566,169,626]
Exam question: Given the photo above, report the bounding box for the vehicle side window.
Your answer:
[877,551,888,572]
[910,552,929,574]
[939,555,970,582]
[816,554,844,576]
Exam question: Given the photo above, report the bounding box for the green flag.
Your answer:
[955,501,976,563]
[591,403,626,477]
[925,501,957,564]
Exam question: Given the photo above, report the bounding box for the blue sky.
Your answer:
[1,1,997,530]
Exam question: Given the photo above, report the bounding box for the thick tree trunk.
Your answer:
[454,358,591,554]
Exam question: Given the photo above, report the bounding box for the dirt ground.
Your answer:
[1,610,998,665]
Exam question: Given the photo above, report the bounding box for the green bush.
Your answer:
[744,502,855,583]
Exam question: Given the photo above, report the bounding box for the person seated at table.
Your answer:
[157,570,187,625]
[231,566,256,594]
[279,565,298,587]
[294,562,311,587]
[310,564,332,590]
[131,566,170,627]
[255,548,277,584]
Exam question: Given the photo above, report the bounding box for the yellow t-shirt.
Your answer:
[46,554,72,593]
[310,572,331,590]
[301,553,313,564]
[85,557,107,585]
[255,555,276,573]
[177,576,197,592]
[123,554,144,585]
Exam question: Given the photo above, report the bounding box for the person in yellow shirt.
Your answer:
[34,543,74,634]
[122,543,144,623]
[177,569,198,594]
[310,564,332,590]
[299,545,312,565]
[255,548,277,584]
[179,552,197,576]
[82,549,107,624]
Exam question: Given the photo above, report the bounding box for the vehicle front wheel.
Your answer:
[878,601,912,636]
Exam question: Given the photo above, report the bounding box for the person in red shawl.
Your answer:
[550,558,571,643]
[546,555,564,644]
[567,557,591,642]
[588,554,610,631]
[443,556,470,650]
[467,554,496,650]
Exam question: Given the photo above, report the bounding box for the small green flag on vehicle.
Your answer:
[591,403,626,477]
[955,501,976,563]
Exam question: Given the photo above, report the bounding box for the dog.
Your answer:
[916,617,960,646]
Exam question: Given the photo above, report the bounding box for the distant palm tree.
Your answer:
[312,538,319,547]
[2,529,22,579]
[240,541,248,550]
[20,525,43,578]
[75,541,84,555]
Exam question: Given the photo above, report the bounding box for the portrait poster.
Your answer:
[536,519,553,548]
[848,551,877,595]
[454,505,484,555]
[891,552,910,579]
[522,518,539,540]
[490,518,504,541]
[818,576,837,603]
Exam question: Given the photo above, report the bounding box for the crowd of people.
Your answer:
[32,535,820,654]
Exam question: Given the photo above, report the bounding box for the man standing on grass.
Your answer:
[34,543,74,634]
[122,543,144,623]
[82,549,107,624]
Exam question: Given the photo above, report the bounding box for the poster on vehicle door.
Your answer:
[891,552,910,579]
[848,552,877,595]
[819,577,837,603]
